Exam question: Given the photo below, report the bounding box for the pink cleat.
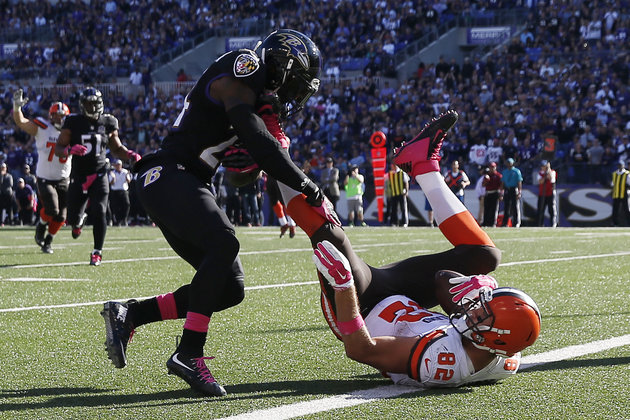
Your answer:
[393,109,458,177]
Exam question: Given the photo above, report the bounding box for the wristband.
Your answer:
[337,314,365,336]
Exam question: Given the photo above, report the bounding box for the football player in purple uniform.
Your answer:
[100,29,326,397]
[55,87,142,265]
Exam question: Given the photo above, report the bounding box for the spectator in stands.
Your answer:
[176,69,190,82]
[587,139,605,184]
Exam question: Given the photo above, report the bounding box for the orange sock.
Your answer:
[48,220,65,235]
[40,211,53,224]
[272,202,285,219]
[285,195,326,237]
[439,211,494,247]
[416,172,494,247]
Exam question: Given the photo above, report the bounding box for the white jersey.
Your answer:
[365,295,520,388]
[33,117,71,180]
[486,146,503,164]
[469,144,487,165]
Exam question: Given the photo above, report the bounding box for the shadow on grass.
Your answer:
[0,377,389,411]
[521,356,630,372]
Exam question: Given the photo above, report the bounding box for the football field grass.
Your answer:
[0,225,629,419]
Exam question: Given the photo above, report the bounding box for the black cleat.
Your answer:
[101,300,136,368]
[167,352,227,397]
[41,234,53,254]
[72,213,87,239]
[35,221,46,246]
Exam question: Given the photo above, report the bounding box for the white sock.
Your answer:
[278,182,301,205]
[416,172,467,225]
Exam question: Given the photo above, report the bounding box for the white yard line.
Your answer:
[500,251,630,266]
[4,248,630,270]
[1,277,90,282]
[218,334,630,420]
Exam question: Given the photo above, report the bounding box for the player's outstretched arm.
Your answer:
[12,89,38,136]
[313,241,417,374]
[54,129,72,157]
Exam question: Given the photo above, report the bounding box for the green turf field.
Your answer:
[1,225,629,419]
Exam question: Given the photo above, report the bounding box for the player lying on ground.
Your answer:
[276,110,541,387]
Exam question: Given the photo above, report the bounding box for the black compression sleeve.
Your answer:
[226,103,309,192]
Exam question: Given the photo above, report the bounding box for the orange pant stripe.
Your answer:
[439,211,495,247]
[286,195,326,237]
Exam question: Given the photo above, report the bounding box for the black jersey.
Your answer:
[62,113,119,177]
[162,49,267,173]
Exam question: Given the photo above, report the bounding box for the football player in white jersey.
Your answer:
[275,110,541,388]
[12,89,71,254]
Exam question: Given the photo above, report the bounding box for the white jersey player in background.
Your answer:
[13,89,71,254]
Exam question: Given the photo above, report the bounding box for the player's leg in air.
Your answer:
[276,110,499,325]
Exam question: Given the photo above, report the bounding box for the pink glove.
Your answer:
[67,144,88,156]
[312,240,353,291]
[127,150,141,163]
[312,196,342,227]
[448,274,498,303]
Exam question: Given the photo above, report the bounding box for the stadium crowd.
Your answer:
[1,0,630,226]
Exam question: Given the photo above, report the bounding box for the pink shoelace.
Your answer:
[194,356,217,383]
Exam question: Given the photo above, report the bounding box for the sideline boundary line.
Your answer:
[218,334,630,420]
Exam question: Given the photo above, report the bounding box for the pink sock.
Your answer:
[183,312,211,333]
[156,293,178,320]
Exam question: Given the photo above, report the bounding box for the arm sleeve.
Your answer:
[227,103,309,192]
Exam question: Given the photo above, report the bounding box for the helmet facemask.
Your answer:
[256,29,321,117]
[80,88,104,120]
[449,293,496,348]
[450,287,541,357]
[49,102,70,130]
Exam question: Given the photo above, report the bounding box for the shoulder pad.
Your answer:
[233,50,260,78]
[100,114,119,131]
[33,117,48,129]
[61,114,80,129]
